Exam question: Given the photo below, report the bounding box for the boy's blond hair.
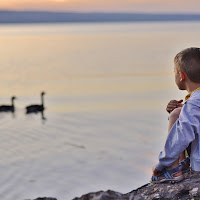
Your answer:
[174,47,200,83]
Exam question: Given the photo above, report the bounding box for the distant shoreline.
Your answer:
[1,11,200,23]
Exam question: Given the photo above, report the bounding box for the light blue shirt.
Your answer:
[156,89,200,171]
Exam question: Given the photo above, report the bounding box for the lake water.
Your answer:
[0,21,200,200]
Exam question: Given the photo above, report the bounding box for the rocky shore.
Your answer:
[30,170,200,200]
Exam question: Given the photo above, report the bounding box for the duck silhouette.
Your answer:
[0,96,16,112]
[26,92,45,114]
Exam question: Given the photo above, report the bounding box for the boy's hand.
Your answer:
[166,99,183,113]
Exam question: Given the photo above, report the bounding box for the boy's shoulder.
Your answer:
[186,89,200,108]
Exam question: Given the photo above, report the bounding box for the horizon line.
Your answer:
[1,9,200,15]
[1,10,200,24]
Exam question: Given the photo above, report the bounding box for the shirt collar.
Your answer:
[185,87,200,101]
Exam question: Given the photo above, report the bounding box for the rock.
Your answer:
[73,170,200,200]
[28,198,57,200]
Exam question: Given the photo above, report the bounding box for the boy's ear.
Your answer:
[179,72,185,81]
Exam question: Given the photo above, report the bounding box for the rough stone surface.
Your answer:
[29,198,57,200]
[28,170,200,200]
[72,170,200,200]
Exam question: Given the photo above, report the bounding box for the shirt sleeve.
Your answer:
[156,102,197,171]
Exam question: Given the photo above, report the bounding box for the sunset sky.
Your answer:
[0,0,200,13]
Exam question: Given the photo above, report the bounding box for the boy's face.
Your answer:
[174,65,186,90]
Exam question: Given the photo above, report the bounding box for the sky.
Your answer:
[0,0,200,13]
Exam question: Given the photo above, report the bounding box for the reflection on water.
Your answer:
[0,22,199,108]
[26,110,47,122]
[0,109,169,200]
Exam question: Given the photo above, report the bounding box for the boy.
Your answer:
[151,47,200,183]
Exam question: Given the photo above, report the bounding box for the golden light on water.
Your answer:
[0,22,194,113]
[0,22,196,100]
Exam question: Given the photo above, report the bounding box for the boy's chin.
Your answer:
[178,87,186,90]
[177,85,186,90]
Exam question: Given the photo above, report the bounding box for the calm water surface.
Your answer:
[0,22,199,200]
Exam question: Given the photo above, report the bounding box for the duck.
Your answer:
[0,96,16,112]
[26,92,45,114]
